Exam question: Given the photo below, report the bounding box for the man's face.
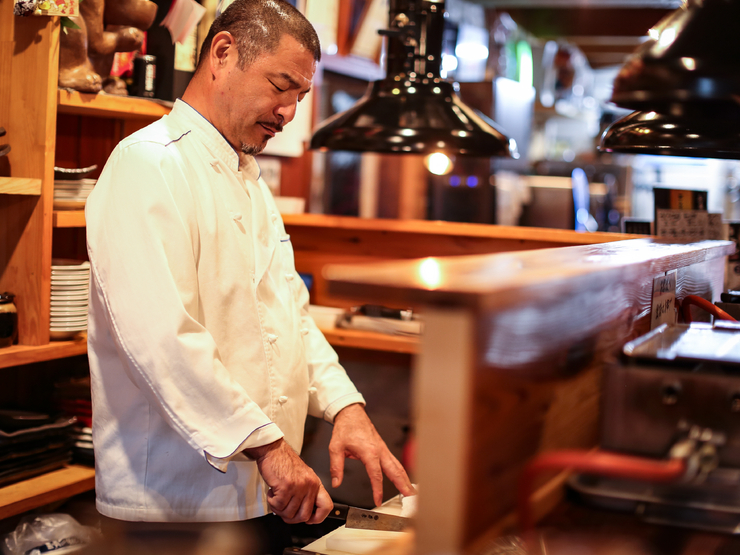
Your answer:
[216,34,315,156]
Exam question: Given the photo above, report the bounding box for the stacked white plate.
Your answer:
[53,178,96,210]
[50,259,90,340]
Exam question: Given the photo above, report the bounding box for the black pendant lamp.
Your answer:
[600,0,740,158]
[310,0,516,158]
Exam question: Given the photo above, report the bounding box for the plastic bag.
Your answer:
[2,513,100,555]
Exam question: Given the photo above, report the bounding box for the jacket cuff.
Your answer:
[204,422,284,472]
[324,393,366,424]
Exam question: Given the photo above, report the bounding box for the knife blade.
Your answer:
[327,503,412,531]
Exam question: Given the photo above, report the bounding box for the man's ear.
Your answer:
[209,31,236,74]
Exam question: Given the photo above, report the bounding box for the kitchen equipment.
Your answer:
[569,322,740,533]
[326,503,412,531]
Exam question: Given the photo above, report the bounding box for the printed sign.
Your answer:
[653,187,712,240]
[651,270,677,330]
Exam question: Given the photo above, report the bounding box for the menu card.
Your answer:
[654,187,713,241]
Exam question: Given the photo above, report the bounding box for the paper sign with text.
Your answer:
[651,270,677,330]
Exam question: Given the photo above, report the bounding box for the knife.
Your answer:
[326,503,412,531]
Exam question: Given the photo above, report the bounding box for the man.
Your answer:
[85,0,414,549]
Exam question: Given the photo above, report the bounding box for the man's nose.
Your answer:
[275,100,298,125]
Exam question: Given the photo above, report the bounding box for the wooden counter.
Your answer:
[323,238,735,555]
[282,214,644,308]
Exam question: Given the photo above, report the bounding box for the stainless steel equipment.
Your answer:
[569,322,740,533]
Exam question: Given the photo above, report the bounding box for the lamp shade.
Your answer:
[310,0,515,158]
[600,109,740,159]
[611,0,740,115]
[601,0,740,158]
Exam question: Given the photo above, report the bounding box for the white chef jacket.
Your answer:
[85,99,365,522]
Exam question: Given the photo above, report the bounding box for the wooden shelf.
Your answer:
[57,89,172,119]
[0,329,413,369]
[0,337,88,370]
[0,465,95,520]
[53,210,85,227]
[319,327,418,354]
[0,177,42,195]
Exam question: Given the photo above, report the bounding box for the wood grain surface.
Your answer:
[323,239,734,554]
[0,8,59,345]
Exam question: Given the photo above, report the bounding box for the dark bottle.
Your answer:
[131,54,157,98]
[0,292,17,348]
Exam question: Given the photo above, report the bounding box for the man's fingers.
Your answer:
[381,452,416,497]
[267,490,295,517]
[266,487,290,513]
[329,447,345,489]
[362,457,384,507]
[290,494,318,524]
[307,485,333,525]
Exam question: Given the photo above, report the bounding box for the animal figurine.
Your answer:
[58,0,157,93]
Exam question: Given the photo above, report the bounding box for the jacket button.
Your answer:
[285,273,294,281]
[267,333,278,343]
[231,212,242,221]
[278,396,288,404]
[308,387,318,395]
[300,328,309,335]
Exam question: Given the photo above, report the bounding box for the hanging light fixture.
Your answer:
[310,0,516,158]
[600,0,740,158]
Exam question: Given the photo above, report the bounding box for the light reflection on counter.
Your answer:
[418,258,442,289]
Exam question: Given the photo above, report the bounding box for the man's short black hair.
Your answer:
[197,0,321,71]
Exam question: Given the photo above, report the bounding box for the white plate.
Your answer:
[51,279,89,287]
[51,277,88,283]
[51,284,89,291]
[51,269,89,275]
[51,317,87,323]
[51,271,90,278]
[51,296,89,303]
[51,310,88,317]
[52,259,90,268]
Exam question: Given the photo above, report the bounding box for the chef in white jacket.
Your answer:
[85,0,414,548]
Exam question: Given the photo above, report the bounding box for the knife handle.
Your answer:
[327,503,350,521]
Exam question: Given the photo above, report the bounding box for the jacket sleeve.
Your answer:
[86,140,283,470]
[294,267,366,423]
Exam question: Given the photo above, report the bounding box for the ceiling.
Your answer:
[470,0,684,68]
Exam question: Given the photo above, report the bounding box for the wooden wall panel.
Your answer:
[0,8,59,345]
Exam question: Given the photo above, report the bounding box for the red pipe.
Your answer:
[517,449,687,532]
[680,295,736,323]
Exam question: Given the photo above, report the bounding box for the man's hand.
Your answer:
[329,404,416,507]
[245,438,332,524]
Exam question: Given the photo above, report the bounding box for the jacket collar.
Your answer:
[170,100,261,182]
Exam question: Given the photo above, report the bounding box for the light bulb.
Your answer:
[424,152,454,176]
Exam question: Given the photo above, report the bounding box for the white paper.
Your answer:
[655,209,709,241]
[651,270,677,330]
[160,0,207,45]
